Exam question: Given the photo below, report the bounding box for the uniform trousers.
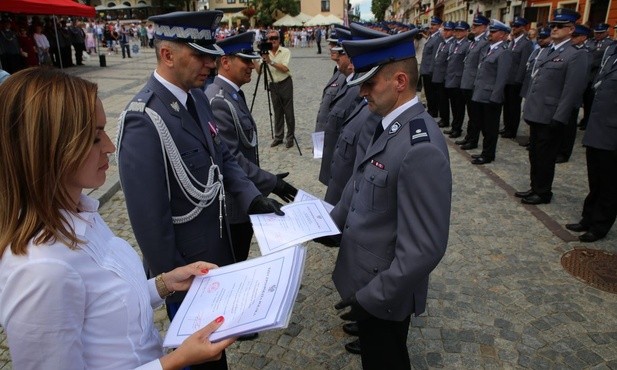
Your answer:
[357,315,411,370]
[527,120,565,199]
[435,82,450,125]
[421,74,439,117]
[502,84,523,136]
[230,222,254,262]
[462,89,480,144]
[558,110,579,161]
[580,147,617,237]
[477,102,502,160]
[269,76,296,142]
[446,87,465,133]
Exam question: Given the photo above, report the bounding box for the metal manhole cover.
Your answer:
[561,248,617,294]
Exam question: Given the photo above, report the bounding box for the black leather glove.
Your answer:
[335,295,371,322]
[248,195,284,216]
[272,172,298,203]
[313,235,341,248]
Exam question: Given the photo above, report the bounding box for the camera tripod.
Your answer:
[250,60,302,156]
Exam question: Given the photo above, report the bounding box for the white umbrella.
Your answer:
[304,14,329,26]
[325,14,344,25]
[295,12,313,23]
[273,14,302,27]
[231,10,247,20]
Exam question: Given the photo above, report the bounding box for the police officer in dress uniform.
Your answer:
[204,32,297,263]
[501,17,533,139]
[470,20,512,165]
[515,8,588,205]
[318,28,364,186]
[557,24,593,163]
[419,17,444,120]
[566,43,617,242]
[117,12,284,370]
[520,27,552,100]
[432,21,455,128]
[443,21,471,139]
[456,15,490,150]
[315,25,349,133]
[320,30,452,369]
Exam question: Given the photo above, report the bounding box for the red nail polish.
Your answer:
[215,316,224,323]
[201,269,209,274]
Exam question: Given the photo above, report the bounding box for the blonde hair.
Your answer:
[0,67,98,256]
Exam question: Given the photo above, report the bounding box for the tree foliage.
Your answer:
[248,0,300,26]
[371,0,391,21]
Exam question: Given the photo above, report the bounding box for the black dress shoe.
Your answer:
[270,139,283,147]
[285,140,294,148]
[471,153,483,159]
[438,122,450,128]
[555,156,568,164]
[519,141,530,147]
[342,322,360,336]
[449,131,462,138]
[566,223,589,232]
[471,156,492,165]
[515,189,534,198]
[460,143,478,150]
[579,231,603,243]
[521,194,551,205]
[237,333,259,341]
[345,339,361,355]
[455,138,468,145]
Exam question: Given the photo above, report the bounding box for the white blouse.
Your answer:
[0,195,165,370]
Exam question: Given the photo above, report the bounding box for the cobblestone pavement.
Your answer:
[1,45,616,369]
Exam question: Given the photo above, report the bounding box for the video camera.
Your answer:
[258,41,272,55]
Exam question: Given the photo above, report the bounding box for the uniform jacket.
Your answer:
[419,31,444,76]
[315,69,345,132]
[118,76,260,303]
[523,40,588,125]
[507,36,534,85]
[591,36,614,78]
[318,80,363,185]
[331,101,452,320]
[445,38,471,88]
[205,76,277,224]
[520,46,547,99]
[431,37,454,84]
[460,34,489,90]
[324,101,381,205]
[472,42,512,104]
[582,51,617,150]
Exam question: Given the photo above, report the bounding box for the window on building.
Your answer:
[513,5,522,17]
[562,3,576,10]
[484,10,492,18]
[321,0,330,12]
[536,6,550,27]
[239,0,247,3]
[500,7,507,21]
[227,0,235,4]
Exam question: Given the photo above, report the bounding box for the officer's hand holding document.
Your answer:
[249,194,339,255]
[163,245,306,347]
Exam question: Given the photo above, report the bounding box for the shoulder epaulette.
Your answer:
[409,119,430,145]
[126,90,154,113]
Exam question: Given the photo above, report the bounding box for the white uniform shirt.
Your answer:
[0,195,164,370]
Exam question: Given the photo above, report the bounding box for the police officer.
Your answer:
[501,17,533,139]
[432,21,455,128]
[566,44,617,242]
[516,8,588,205]
[318,28,364,186]
[456,15,490,150]
[205,32,297,263]
[521,27,552,100]
[117,12,284,369]
[470,20,512,165]
[444,21,471,138]
[419,16,444,120]
[324,30,451,369]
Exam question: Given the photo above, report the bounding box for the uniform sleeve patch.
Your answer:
[409,119,430,145]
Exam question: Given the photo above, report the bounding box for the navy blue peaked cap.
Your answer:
[149,11,224,55]
[343,30,419,86]
[573,24,592,37]
[550,8,580,24]
[350,22,388,40]
[511,16,528,27]
[538,27,551,39]
[473,15,490,26]
[489,19,511,33]
[593,23,610,32]
[216,31,259,59]
[327,24,350,43]
[431,16,443,25]
[454,21,470,30]
[443,21,455,30]
[332,28,353,51]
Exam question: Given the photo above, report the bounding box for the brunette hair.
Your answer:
[0,67,98,256]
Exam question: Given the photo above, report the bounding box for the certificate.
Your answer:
[311,131,324,159]
[294,189,334,213]
[250,199,340,255]
[163,246,306,347]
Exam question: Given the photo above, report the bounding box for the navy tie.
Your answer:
[186,94,200,124]
[372,122,384,144]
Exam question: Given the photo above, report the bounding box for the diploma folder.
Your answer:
[163,245,307,347]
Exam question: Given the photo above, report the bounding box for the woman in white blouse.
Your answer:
[0,68,236,370]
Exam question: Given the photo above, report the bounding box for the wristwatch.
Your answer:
[269,60,275,66]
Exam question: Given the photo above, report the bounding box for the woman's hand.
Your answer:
[160,316,236,370]
[163,261,218,293]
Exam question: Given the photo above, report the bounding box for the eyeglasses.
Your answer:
[549,23,571,29]
[268,36,279,41]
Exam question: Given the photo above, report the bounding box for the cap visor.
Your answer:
[348,65,381,86]
[189,42,224,56]
[236,51,261,59]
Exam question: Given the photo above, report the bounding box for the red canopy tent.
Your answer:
[0,0,96,18]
